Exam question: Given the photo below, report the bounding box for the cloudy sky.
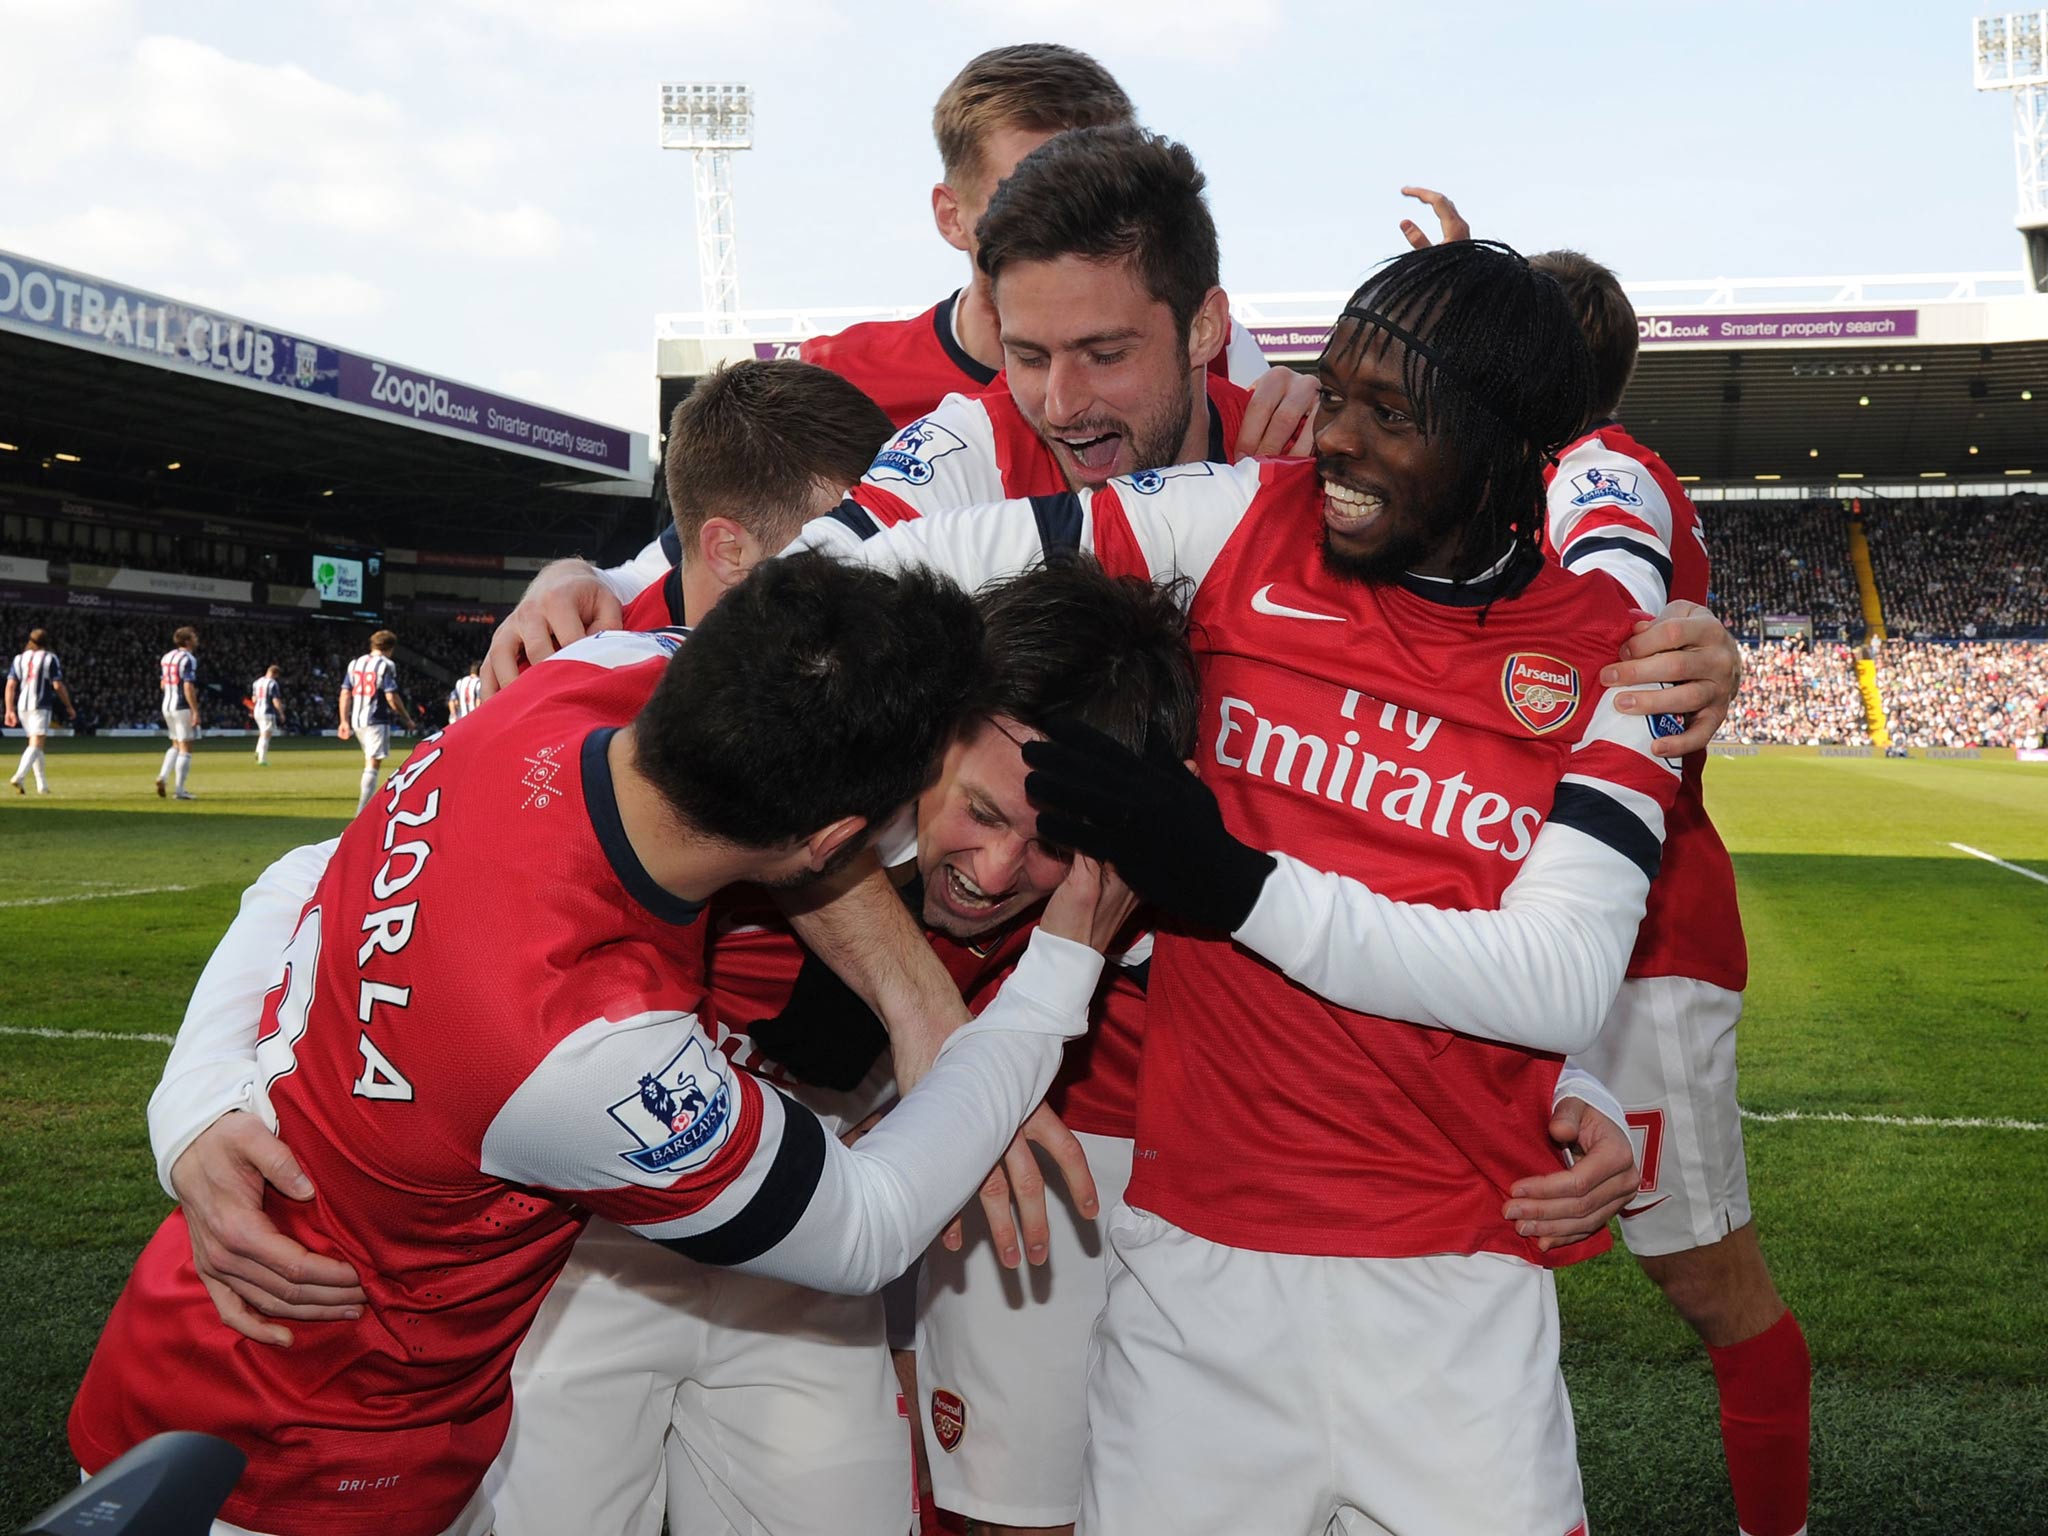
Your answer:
[0,0,2025,435]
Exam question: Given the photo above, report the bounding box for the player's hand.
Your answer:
[942,1102,1099,1269]
[170,1110,367,1347]
[336,723,351,742]
[2,710,14,727]
[1233,366,1319,460]
[1603,599,1742,756]
[1502,1097,1641,1252]
[1398,185,1472,249]
[1026,719,1274,934]
[1035,852,1140,955]
[482,558,623,698]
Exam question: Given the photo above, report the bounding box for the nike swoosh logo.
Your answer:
[1616,1195,1671,1220]
[1251,583,1346,623]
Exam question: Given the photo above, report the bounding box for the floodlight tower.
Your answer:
[660,82,754,333]
[1974,11,2048,291]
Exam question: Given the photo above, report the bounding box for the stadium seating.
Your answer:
[1701,499,1864,642]
[1873,640,2048,749]
[1861,495,2048,640]
[1726,639,1871,745]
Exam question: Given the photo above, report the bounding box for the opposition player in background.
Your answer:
[73,553,1132,1536]
[155,624,200,800]
[7,626,75,794]
[251,665,285,765]
[448,663,484,722]
[799,240,1724,1535]
[1534,248,1809,1536]
[338,629,414,814]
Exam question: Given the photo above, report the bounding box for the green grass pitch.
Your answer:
[3,738,2045,1529]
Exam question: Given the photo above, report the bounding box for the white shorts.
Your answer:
[1079,1207,1585,1536]
[483,1218,912,1536]
[254,711,277,733]
[1575,975,1752,1257]
[355,724,390,762]
[915,1130,1133,1527]
[17,708,51,736]
[163,708,197,743]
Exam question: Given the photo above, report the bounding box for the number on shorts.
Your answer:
[1624,1109,1665,1194]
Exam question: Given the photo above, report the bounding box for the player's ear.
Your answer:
[804,815,869,872]
[698,518,753,591]
[932,182,971,255]
[1187,287,1230,374]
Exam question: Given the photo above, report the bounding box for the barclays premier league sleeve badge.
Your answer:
[867,417,968,485]
[608,1036,737,1175]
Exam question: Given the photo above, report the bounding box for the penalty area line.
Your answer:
[1945,842,2048,887]
[0,884,194,908]
[1740,1106,2045,1132]
[0,1025,177,1046]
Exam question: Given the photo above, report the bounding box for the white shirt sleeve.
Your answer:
[850,394,1009,522]
[484,929,1103,1296]
[1552,1058,1628,1137]
[1547,436,1677,613]
[595,535,673,605]
[787,457,1266,596]
[147,837,337,1197]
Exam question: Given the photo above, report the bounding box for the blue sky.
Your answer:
[0,0,2027,434]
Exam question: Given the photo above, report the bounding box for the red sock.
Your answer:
[1706,1309,1811,1536]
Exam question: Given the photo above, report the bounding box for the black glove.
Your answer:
[745,952,890,1093]
[1022,717,1276,934]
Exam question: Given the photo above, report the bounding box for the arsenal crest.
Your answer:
[931,1388,967,1452]
[1501,653,1580,735]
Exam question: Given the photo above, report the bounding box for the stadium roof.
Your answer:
[656,272,2048,487]
[0,249,653,556]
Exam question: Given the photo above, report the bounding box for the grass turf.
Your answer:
[2,741,2045,1529]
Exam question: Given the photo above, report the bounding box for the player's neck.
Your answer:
[679,562,720,627]
[954,271,1003,372]
[606,724,762,904]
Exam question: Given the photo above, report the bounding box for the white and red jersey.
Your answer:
[1545,423,1747,993]
[450,673,484,719]
[76,628,1101,1535]
[849,372,1250,530]
[252,676,280,718]
[802,456,1683,1264]
[9,648,60,712]
[159,647,195,712]
[799,292,1002,430]
[345,652,399,729]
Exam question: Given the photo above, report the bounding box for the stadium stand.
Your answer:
[1701,499,1864,642]
[1726,639,1872,746]
[1861,495,2048,640]
[1873,639,2048,749]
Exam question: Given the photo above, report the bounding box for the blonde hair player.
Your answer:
[6,627,77,795]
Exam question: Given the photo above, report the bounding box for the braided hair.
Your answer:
[1323,239,1594,592]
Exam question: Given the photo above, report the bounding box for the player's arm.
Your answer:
[787,457,1265,594]
[489,859,1124,1296]
[3,673,16,727]
[480,537,662,696]
[53,678,75,718]
[844,394,1009,527]
[384,687,413,731]
[182,673,200,722]
[148,836,366,1345]
[1025,693,1682,1056]
[335,685,350,739]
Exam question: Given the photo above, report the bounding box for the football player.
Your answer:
[338,630,414,813]
[251,665,285,764]
[71,552,1132,1536]
[793,239,1722,1535]
[1534,248,1809,1536]
[155,625,200,800]
[6,626,75,793]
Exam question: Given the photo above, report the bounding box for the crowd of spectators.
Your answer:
[1702,500,1864,641]
[2,525,285,588]
[1861,497,2048,640]
[1724,639,1871,745]
[1,604,483,733]
[1874,640,2048,750]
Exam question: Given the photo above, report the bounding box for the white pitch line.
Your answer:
[1946,842,2048,887]
[1740,1107,2045,1132]
[0,884,193,908]
[0,1025,177,1045]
